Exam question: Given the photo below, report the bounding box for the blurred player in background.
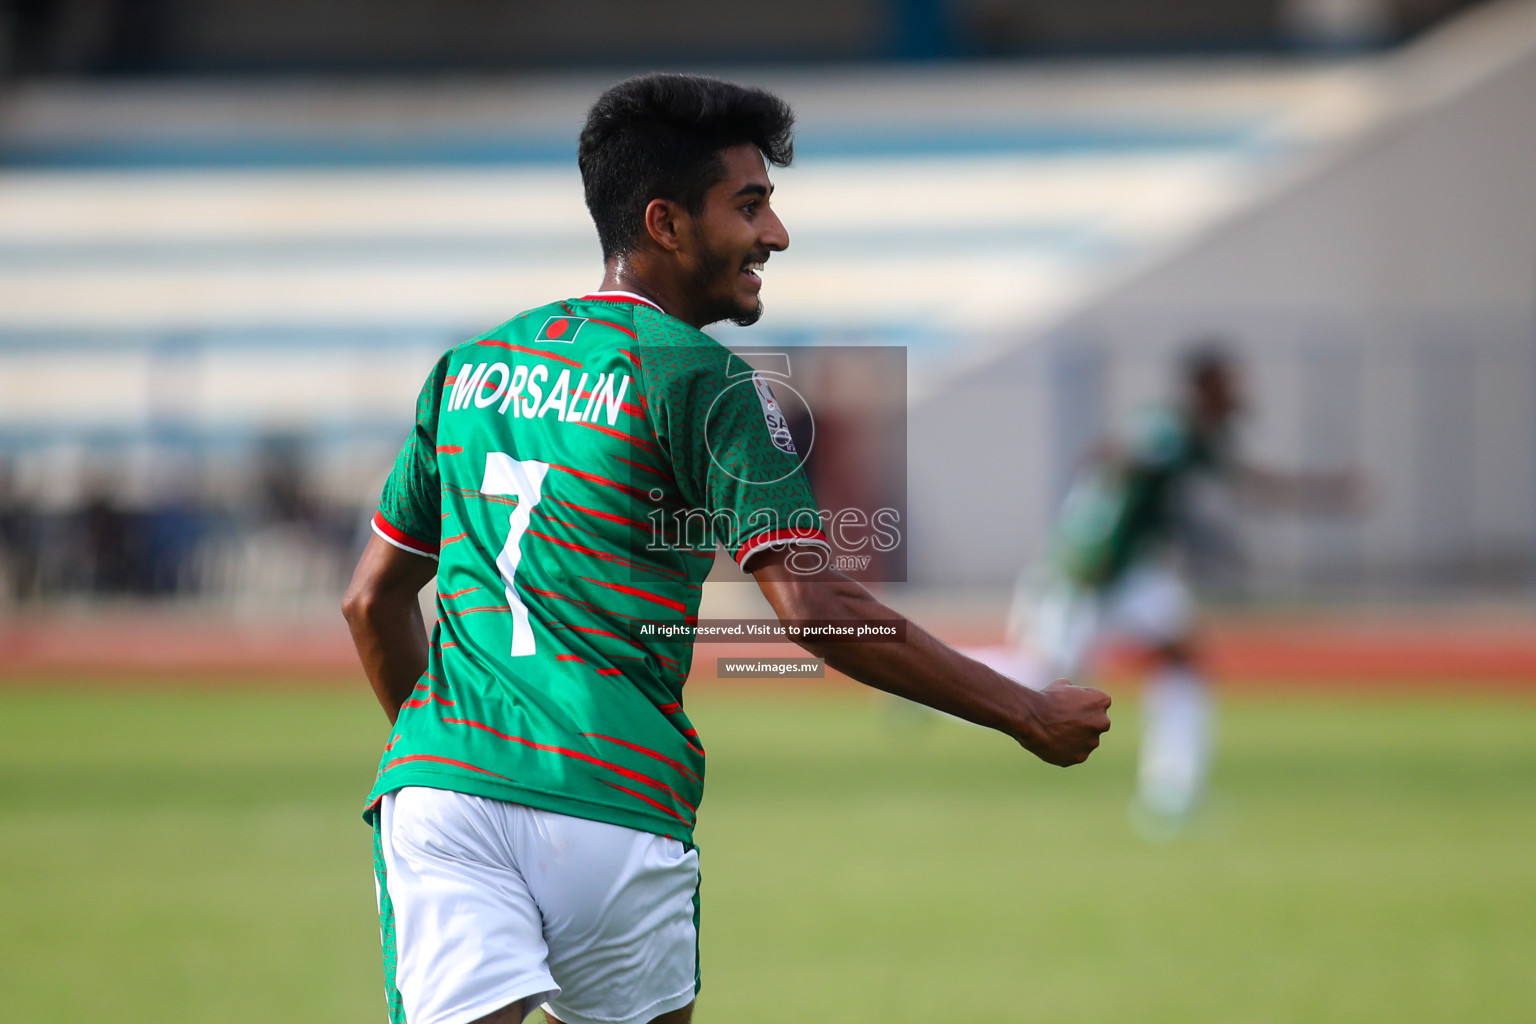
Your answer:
[345,73,1110,1024]
[1009,345,1356,837]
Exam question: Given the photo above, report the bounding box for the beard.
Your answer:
[729,303,764,328]
[691,233,763,327]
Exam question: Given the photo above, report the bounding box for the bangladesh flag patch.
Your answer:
[536,316,588,343]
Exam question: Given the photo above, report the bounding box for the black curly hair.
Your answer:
[579,73,795,261]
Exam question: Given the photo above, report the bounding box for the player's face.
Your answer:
[685,144,789,327]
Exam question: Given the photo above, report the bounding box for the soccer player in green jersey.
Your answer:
[344,73,1111,1024]
[1009,347,1355,836]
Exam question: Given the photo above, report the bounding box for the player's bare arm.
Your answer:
[342,534,437,723]
[751,550,1111,766]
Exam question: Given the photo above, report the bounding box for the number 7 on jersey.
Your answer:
[480,453,551,657]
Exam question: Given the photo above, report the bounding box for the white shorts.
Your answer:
[1016,561,1192,680]
[375,787,700,1024]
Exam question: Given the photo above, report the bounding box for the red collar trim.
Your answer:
[581,291,664,313]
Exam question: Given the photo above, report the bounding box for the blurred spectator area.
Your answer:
[0,55,1355,611]
[0,0,1532,613]
[0,0,1490,76]
[0,429,371,611]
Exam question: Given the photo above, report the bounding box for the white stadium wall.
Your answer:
[909,0,1536,594]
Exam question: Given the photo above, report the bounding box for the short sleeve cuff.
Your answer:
[735,527,831,570]
[371,511,439,561]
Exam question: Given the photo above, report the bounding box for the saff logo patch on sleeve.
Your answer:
[752,372,798,455]
[536,316,588,343]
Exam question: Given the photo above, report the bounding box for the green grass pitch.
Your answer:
[0,682,1532,1023]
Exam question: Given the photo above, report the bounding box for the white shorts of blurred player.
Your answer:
[376,787,699,1024]
[1019,561,1192,681]
[1004,561,1214,832]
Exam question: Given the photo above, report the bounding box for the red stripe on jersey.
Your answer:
[525,588,663,628]
[536,512,637,552]
[443,605,511,617]
[400,690,455,709]
[576,420,658,452]
[452,485,519,508]
[620,349,642,371]
[440,532,468,547]
[560,623,634,643]
[525,584,596,609]
[528,587,623,621]
[586,316,635,340]
[549,498,649,531]
[532,511,584,534]
[442,717,695,812]
[436,445,463,454]
[607,453,671,480]
[527,529,684,579]
[601,781,692,825]
[586,733,702,783]
[437,587,481,599]
[734,527,831,566]
[525,528,625,563]
[382,754,511,780]
[582,316,637,340]
[578,576,687,613]
[550,463,651,500]
[372,512,436,557]
[476,340,582,367]
[557,654,585,662]
[574,390,645,419]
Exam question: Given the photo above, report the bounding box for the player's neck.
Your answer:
[599,258,699,328]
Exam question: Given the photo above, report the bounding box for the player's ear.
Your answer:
[643,198,688,253]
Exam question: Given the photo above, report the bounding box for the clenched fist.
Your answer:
[1018,679,1112,766]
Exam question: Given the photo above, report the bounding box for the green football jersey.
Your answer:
[364,292,826,843]
[1052,407,1229,589]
